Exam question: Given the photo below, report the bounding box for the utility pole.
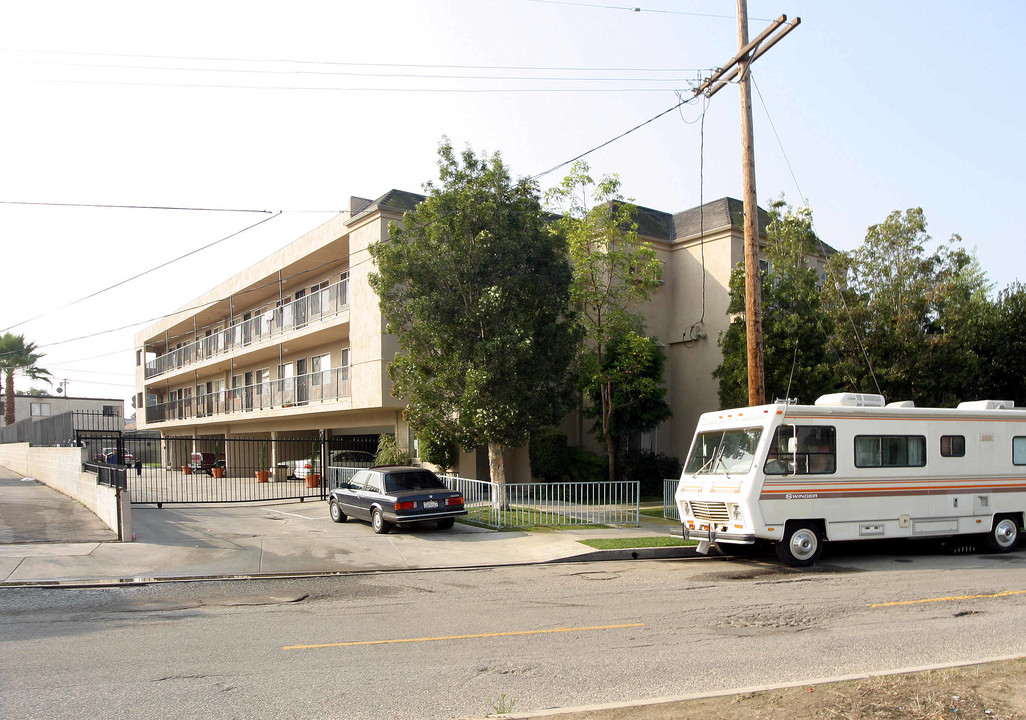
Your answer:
[694,6,799,407]
[737,0,765,407]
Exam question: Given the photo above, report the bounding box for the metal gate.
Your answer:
[80,434,344,506]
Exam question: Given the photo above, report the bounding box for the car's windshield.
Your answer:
[685,428,763,476]
[385,471,446,492]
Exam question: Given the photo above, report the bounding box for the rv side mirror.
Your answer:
[786,436,798,454]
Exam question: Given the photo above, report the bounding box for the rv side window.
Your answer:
[685,428,762,475]
[854,435,926,468]
[940,435,965,458]
[765,425,836,475]
[1013,437,1026,466]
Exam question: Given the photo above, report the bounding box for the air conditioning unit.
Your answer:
[814,393,887,408]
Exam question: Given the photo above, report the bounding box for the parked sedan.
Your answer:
[328,466,466,533]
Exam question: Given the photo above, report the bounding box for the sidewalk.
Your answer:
[0,464,688,586]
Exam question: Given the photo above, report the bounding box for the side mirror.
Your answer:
[786,436,798,454]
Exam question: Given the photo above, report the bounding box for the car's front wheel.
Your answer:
[329,499,347,524]
[371,508,391,534]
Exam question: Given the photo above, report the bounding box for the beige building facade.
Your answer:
[135,191,829,481]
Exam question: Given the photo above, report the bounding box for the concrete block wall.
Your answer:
[0,443,128,538]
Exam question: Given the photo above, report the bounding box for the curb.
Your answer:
[0,545,701,589]
[485,654,1026,719]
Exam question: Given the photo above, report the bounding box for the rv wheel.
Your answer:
[776,522,823,567]
[983,516,1019,553]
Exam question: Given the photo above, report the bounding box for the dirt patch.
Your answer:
[518,660,1026,720]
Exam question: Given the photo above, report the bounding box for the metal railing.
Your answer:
[440,475,639,529]
[663,477,680,521]
[145,367,350,424]
[145,279,349,378]
[84,461,127,490]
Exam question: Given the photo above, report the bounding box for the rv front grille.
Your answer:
[691,501,730,523]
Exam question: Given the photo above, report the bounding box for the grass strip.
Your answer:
[578,536,696,550]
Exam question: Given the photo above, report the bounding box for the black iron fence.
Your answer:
[1,410,123,446]
[86,434,377,506]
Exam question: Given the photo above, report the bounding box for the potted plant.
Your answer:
[255,442,270,483]
[211,440,226,478]
[306,439,321,488]
[182,462,192,475]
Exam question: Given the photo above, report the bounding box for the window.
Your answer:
[349,470,369,490]
[1014,438,1026,466]
[311,353,331,385]
[30,402,51,417]
[365,473,383,494]
[765,425,836,475]
[684,428,763,475]
[855,435,926,468]
[940,435,966,458]
[102,405,116,416]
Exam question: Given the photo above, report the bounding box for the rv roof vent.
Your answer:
[815,393,887,408]
[887,400,915,408]
[957,400,1015,410]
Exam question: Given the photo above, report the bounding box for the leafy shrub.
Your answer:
[374,434,411,466]
[529,429,569,482]
[419,428,458,472]
[622,449,681,497]
[565,446,607,484]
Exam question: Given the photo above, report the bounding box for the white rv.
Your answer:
[675,393,1026,566]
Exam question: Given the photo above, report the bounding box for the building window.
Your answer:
[102,405,116,417]
[940,435,965,457]
[30,402,51,417]
[855,435,926,468]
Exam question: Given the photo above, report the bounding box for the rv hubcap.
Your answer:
[789,529,818,561]
[994,519,1018,548]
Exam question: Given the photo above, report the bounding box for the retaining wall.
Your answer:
[0,443,129,538]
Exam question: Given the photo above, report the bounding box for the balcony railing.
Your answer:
[145,279,349,379]
[145,367,351,424]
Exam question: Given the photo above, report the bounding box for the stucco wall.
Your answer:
[0,443,128,538]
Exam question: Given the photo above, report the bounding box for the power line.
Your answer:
[0,200,273,213]
[1,212,284,333]
[521,0,773,21]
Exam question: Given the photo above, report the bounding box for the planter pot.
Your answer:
[255,470,270,483]
[211,467,225,479]
[182,466,192,475]
[306,473,321,488]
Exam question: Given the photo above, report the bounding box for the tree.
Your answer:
[976,282,1026,407]
[369,139,580,491]
[587,330,671,479]
[822,208,990,406]
[714,200,835,408]
[0,333,52,426]
[546,161,663,482]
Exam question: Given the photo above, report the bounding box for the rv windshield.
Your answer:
[685,428,763,476]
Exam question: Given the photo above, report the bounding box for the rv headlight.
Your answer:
[728,504,743,522]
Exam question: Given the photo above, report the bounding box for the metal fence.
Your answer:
[439,475,639,529]
[0,410,122,446]
[663,477,680,521]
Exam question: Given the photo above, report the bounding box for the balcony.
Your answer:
[145,279,349,379]
[145,367,351,425]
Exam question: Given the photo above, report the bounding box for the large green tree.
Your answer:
[369,140,580,489]
[714,201,836,408]
[0,333,52,426]
[546,161,663,482]
[822,208,990,406]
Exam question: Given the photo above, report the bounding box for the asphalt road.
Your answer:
[3,548,1026,719]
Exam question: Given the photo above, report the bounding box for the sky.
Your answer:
[1,0,1023,413]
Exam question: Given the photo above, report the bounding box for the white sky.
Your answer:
[1,0,1023,412]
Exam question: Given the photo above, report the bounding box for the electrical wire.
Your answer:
[0,200,273,213]
[521,0,773,21]
[0,211,284,334]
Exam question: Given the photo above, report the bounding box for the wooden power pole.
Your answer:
[692,9,800,405]
[737,0,765,407]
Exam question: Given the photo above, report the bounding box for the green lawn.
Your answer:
[578,536,697,550]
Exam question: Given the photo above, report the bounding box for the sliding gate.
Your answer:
[81,435,338,506]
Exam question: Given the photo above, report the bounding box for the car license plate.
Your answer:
[423,500,438,509]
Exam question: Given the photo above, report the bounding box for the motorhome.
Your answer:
[675,393,1026,566]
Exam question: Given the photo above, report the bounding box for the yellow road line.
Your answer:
[870,589,1026,607]
[283,622,645,650]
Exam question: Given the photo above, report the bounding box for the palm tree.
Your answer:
[0,333,52,426]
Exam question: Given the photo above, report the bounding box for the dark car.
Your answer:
[328,466,466,533]
[189,452,225,475]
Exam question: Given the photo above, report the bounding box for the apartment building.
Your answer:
[135,190,830,481]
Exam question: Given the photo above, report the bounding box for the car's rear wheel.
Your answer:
[329,499,347,524]
[372,508,391,534]
[436,518,455,530]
